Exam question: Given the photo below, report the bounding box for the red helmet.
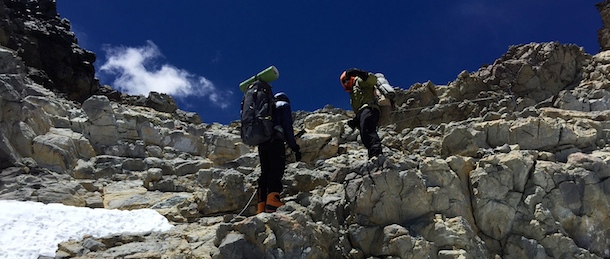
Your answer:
[340,71,355,92]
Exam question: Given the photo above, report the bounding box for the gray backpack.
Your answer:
[240,80,274,146]
[374,73,396,126]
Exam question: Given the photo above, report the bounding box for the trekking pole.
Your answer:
[231,189,257,222]
[295,129,306,138]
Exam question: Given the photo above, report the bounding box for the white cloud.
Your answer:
[99,41,231,108]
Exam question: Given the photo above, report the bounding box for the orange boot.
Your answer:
[265,192,284,213]
[257,202,266,214]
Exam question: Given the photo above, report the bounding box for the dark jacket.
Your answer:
[273,97,299,152]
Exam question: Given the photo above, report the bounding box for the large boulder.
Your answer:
[32,127,95,172]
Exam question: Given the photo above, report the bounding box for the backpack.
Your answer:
[373,73,396,126]
[240,80,275,146]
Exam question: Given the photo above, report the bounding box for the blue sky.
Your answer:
[56,1,602,125]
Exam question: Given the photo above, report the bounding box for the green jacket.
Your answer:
[350,74,379,113]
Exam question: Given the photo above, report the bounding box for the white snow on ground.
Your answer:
[0,200,173,259]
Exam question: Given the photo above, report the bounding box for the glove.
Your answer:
[293,145,301,162]
[347,119,358,130]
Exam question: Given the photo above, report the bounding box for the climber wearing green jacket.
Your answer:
[340,68,383,161]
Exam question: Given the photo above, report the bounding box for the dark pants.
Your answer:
[357,108,382,158]
[257,139,286,202]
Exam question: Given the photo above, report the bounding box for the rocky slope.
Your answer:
[2,0,610,258]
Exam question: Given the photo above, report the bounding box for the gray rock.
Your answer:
[145,91,178,113]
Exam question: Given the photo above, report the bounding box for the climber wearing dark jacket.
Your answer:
[257,92,301,213]
[340,68,383,160]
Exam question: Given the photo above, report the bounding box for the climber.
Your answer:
[340,68,384,164]
[257,92,301,214]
